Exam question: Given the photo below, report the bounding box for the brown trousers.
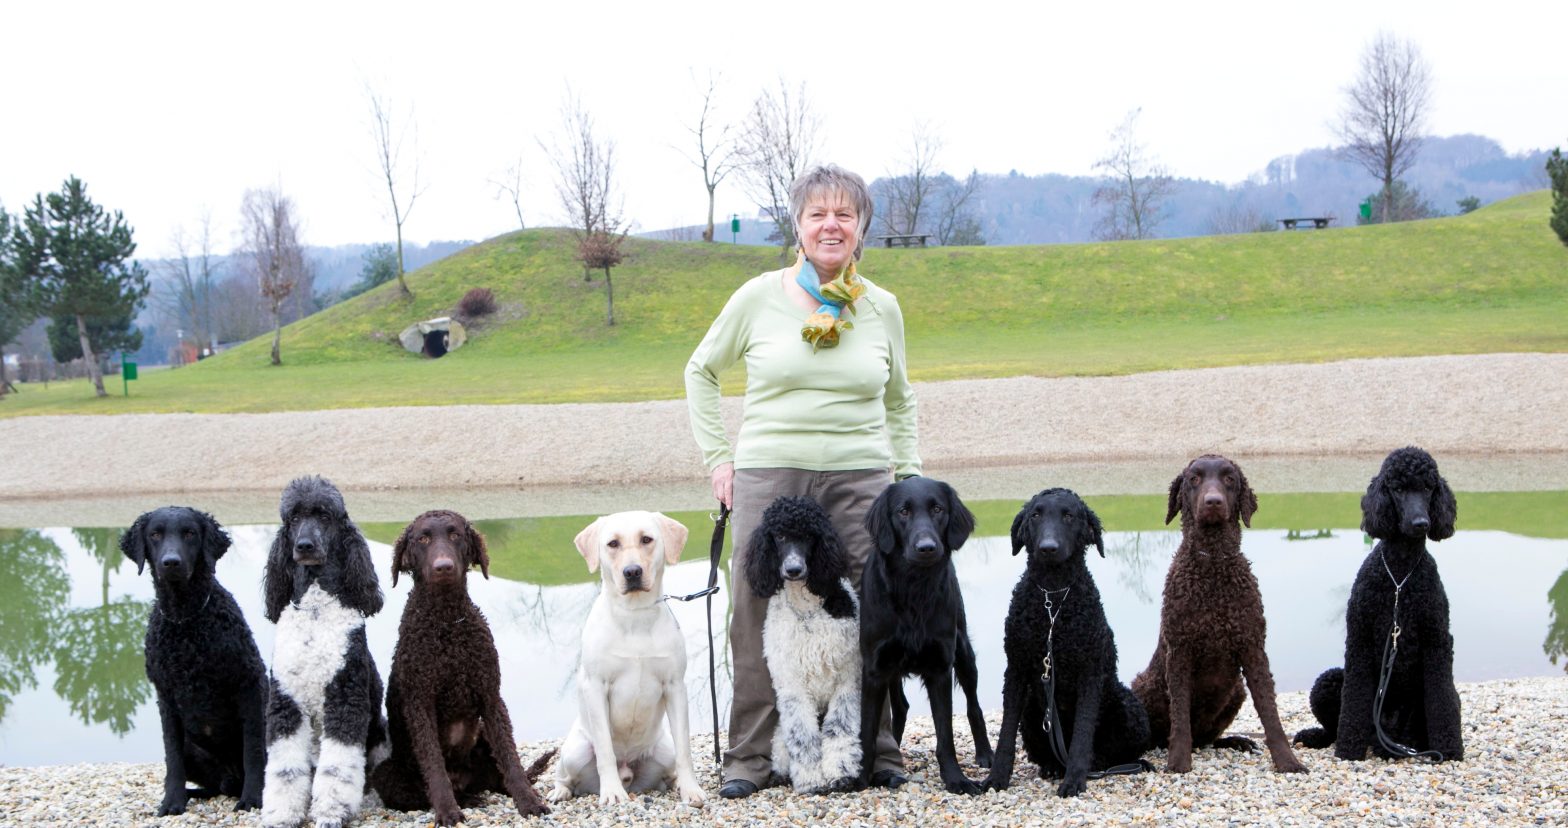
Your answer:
[724,467,904,785]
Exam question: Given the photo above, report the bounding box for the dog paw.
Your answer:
[547,784,573,803]
[433,803,465,826]
[1057,774,1088,798]
[975,748,994,770]
[234,793,262,812]
[1273,756,1310,774]
[944,775,984,796]
[513,795,550,817]
[678,782,707,805]
[980,771,1010,792]
[156,794,188,817]
[598,785,631,806]
[1212,735,1258,753]
[1166,755,1192,774]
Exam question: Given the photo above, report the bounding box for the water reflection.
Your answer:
[1545,568,1568,674]
[0,530,70,720]
[3,491,1566,767]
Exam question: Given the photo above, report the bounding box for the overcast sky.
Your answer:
[4,0,1561,259]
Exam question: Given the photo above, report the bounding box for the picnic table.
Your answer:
[1277,217,1334,230]
[875,233,930,248]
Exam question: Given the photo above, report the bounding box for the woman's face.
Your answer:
[797,189,859,277]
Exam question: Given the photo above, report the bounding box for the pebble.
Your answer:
[2,677,1564,827]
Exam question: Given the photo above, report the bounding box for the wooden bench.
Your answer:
[1277,217,1333,230]
[875,233,931,248]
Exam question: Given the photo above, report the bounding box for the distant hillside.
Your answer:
[646,134,1551,247]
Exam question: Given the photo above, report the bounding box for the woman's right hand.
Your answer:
[711,462,735,510]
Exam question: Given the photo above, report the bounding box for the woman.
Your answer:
[685,164,918,798]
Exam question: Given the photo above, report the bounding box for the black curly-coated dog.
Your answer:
[1293,447,1463,761]
[744,496,862,794]
[860,476,992,795]
[122,507,267,816]
[983,489,1151,797]
[261,476,388,828]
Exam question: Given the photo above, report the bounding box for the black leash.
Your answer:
[658,504,728,767]
[1038,585,1153,780]
[1374,548,1445,763]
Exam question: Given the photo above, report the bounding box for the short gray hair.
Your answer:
[789,164,875,261]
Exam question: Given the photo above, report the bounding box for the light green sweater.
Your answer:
[685,268,921,478]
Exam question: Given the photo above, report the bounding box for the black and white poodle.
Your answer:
[1294,446,1463,761]
[261,476,389,828]
[984,489,1151,797]
[745,496,862,794]
[122,506,267,815]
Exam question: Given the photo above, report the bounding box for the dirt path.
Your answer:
[4,353,1565,513]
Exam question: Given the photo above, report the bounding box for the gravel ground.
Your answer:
[3,677,1563,827]
[3,353,1566,515]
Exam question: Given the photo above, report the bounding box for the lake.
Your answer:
[1,485,1564,767]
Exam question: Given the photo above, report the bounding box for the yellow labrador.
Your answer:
[549,511,705,806]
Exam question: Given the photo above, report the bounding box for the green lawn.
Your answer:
[5,191,1564,416]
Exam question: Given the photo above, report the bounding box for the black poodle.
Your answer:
[261,476,389,828]
[1293,446,1463,761]
[744,496,862,793]
[122,506,267,815]
[984,489,1151,797]
[860,476,992,795]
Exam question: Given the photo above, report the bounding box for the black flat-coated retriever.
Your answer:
[860,476,992,795]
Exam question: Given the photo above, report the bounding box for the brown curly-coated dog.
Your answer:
[1131,455,1307,774]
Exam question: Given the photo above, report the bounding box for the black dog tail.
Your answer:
[525,747,558,782]
[1293,727,1332,749]
[1293,667,1344,748]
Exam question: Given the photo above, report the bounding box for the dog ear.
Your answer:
[1360,472,1399,540]
[744,523,783,599]
[1084,502,1106,557]
[1009,502,1029,556]
[263,519,296,623]
[390,521,413,587]
[467,521,491,579]
[655,512,689,565]
[1165,471,1186,525]
[1429,473,1457,541]
[807,512,850,598]
[199,510,231,569]
[1235,463,1258,528]
[574,517,604,573]
[337,523,384,617]
[865,486,898,557]
[120,512,150,575]
[940,481,976,551]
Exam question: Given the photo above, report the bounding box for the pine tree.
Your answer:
[0,205,32,397]
[1547,147,1568,248]
[13,178,149,397]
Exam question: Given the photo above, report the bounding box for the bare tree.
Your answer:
[881,122,943,237]
[489,156,526,232]
[542,91,627,322]
[679,71,740,243]
[1207,201,1272,235]
[736,79,820,255]
[934,170,985,246]
[1337,32,1433,224]
[154,214,222,360]
[239,187,308,366]
[366,84,424,298]
[1091,108,1175,241]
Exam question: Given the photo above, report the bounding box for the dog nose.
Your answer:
[1412,517,1431,531]
[623,563,643,582]
[915,537,938,555]
[1203,493,1223,507]
[783,563,805,580]
[433,557,455,573]
[160,554,181,569]
[294,539,315,554]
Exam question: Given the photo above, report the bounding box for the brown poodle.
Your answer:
[1131,455,1307,774]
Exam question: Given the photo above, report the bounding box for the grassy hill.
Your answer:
[4,191,1565,416]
